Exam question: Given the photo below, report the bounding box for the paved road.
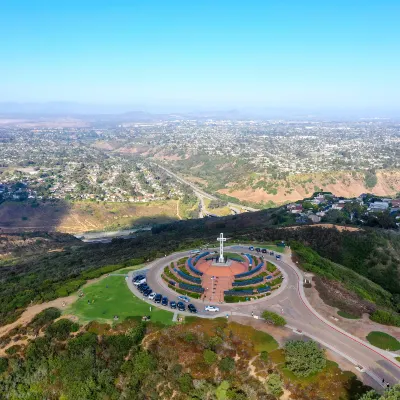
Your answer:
[127,246,400,389]
[156,164,259,212]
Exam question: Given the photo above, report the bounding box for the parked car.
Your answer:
[188,304,197,313]
[133,274,145,282]
[248,246,254,251]
[144,288,152,297]
[205,305,220,312]
[169,280,176,286]
[261,248,267,253]
[162,297,168,306]
[148,292,157,300]
[177,302,185,311]
[276,254,281,260]
[134,277,146,286]
[255,248,261,252]
[170,301,177,309]
[154,294,162,303]
[138,284,148,293]
[269,251,274,255]
[178,295,190,303]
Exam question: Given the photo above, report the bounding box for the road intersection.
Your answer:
[127,245,400,389]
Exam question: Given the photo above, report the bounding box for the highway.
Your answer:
[156,164,259,213]
[127,245,400,390]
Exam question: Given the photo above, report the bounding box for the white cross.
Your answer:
[217,232,226,263]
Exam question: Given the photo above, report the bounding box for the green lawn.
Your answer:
[396,357,400,362]
[366,331,400,351]
[66,275,174,325]
[251,330,279,353]
[114,265,144,275]
[337,310,360,319]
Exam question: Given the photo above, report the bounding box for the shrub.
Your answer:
[262,310,286,326]
[29,307,61,332]
[178,373,193,394]
[266,373,283,396]
[219,357,235,372]
[284,340,326,377]
[260,351,269,362]
[203,349,218,365]
[46,319,79,340]
[0,358,8,374]
[370,310,400,327]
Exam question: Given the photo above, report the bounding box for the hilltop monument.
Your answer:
[217,232,226,263]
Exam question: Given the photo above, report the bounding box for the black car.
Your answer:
[177,302,185,311]
[133,275,145,282]
[261,248,267,253]
[188,304,197,314]
[169,280,176,286]
[138,285,147,293]
[170,301,177,309]
[144,288,152,296]
[255,247,261,252]
[161,297,168,306]
[154,294,162,303]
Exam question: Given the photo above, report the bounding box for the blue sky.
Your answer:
[1,0,400,111]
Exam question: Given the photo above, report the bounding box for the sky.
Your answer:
[1,0,400,112]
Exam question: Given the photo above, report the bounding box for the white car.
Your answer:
[148,292,157,300]
[133,278,146,286]
[178,295,190,303]
[205,306,220,312]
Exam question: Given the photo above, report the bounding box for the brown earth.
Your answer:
[279,223,361,232]
[304,277,400,341]
[219,170,400,205]
[0,200,179,234]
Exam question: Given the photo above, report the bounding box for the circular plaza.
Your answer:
[161,248,283,304]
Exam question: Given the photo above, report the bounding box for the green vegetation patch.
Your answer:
[366,331,400,351]
[262,310,286,326]
[337,310,360,319]
[67,276,174,325]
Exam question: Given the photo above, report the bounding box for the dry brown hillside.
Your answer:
[219,170,400,204]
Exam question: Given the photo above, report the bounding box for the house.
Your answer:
[391,199,400,208]
[291,204,303,214]
[309,214,321,223]
[332,203,345,210]
[369,202,389,211]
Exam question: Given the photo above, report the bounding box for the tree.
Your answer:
[284,340,326,377]
[219,357,235,372]
[266,373,283,397]
[203,349,217,365]
[359,385,400,400]
[0,357,8,374]
[262,311,286,326]
[260,351,269,363]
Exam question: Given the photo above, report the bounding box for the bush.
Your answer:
[178,373,193,394]
[370,310,400,327]
[29,307,61,332]
[46,319,79,340]
[203,349,218,365]
[262,310,286,326]
[284,340,326,377]
[260,351,269,362]
[219,357,235,372]
[266,373,283,396]
[0,358,8,374]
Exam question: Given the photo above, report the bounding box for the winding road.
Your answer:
[127,245,400,390]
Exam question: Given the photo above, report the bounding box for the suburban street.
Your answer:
[127,245,400,390]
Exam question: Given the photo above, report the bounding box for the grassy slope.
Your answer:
[66,275,174,325]
[0,200,179,233]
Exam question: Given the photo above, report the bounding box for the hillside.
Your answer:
[0,200,179,233]
[1,204,400,326]
[218,170,400,205]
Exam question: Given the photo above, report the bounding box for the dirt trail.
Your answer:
[0,274,109,338]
